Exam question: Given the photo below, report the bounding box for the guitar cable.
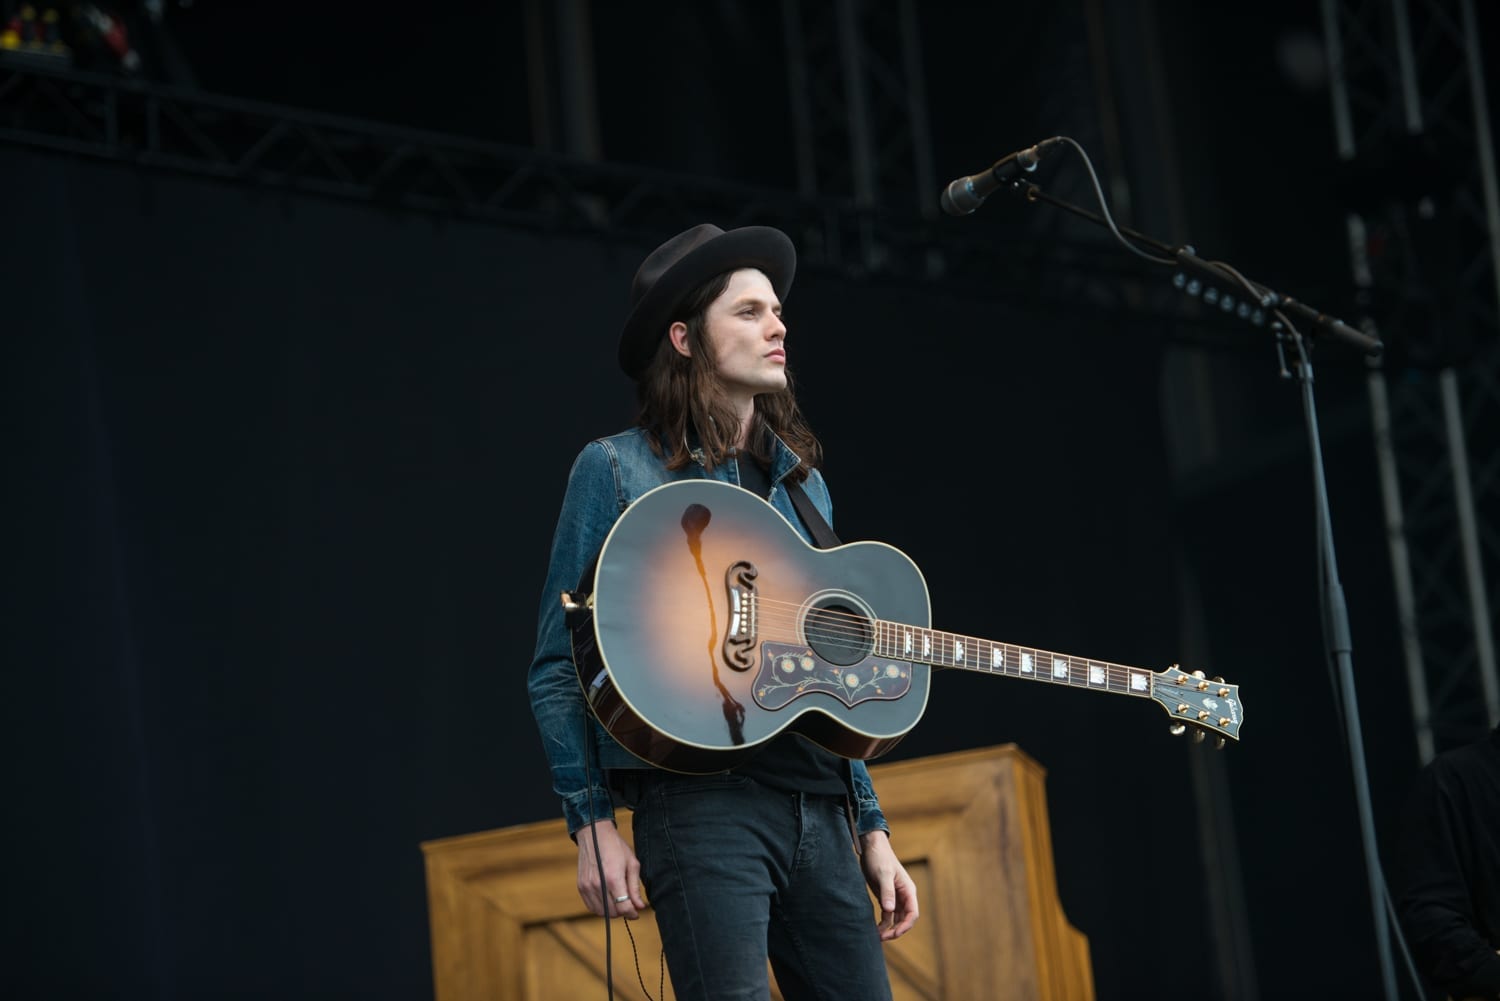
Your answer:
[581,714,665,1001]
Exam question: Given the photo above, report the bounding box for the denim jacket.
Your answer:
[527,426,892,839]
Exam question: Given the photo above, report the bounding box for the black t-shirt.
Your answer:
[729,454,851,797]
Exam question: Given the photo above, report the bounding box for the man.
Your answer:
[527,223,918,1000]
[1394,722,1500,1001]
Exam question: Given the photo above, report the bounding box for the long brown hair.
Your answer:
[634,269,822,482]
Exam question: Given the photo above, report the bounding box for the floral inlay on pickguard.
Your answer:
[752,642,913,710]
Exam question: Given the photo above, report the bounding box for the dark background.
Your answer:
[5,1,1495,999]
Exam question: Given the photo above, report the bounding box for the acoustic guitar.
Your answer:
[565,479,1245,774]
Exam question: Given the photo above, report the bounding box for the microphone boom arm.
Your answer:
[985,168,1383,358]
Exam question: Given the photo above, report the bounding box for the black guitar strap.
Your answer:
[784,477,868,851]
[784,478,841,549]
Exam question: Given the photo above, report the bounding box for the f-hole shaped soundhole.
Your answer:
[804,595,873,667]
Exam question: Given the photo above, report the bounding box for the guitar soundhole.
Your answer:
[803,599,873,667]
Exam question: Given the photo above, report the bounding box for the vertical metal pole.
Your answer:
[1390,0,1424,133]
[834,0,879,271]
[1366,363,1437,762]
[553,0,601,162]
[1320,5,1399,998]
[834,0,876,210]
[1461,0,1500,323]
[781,0,819,199]
[523,0,554,152]
[895,0,937,220]
[1440,369,1500,727]
[1457,0,1500,728]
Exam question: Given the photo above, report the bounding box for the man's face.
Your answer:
[702,268,787,402]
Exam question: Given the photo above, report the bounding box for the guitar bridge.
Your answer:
[723,560,758,671]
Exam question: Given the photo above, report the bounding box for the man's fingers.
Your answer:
[605,886,643,920]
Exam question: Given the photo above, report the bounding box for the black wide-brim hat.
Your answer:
[618,223,796,379]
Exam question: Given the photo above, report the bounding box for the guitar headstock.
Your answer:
[1148,665,1244,747]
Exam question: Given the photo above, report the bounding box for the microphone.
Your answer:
[939,138,1062,216]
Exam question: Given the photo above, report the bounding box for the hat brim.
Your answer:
[618,226,796,379]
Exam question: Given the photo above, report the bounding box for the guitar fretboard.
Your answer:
[874,622,1154,698]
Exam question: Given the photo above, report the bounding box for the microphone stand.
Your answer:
[993,179,1398,1001]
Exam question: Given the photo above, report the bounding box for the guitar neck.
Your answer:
[874,621,1155,699]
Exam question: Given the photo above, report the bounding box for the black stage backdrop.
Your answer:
[5,142,1421,1000]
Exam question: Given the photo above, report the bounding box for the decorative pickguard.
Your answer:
[753,642,914,710]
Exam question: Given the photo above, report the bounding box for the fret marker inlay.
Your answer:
[1021,653,1034,674]
[1129,672,1148,692]
[1089,664,1106,686]
[1052,658,1068,678]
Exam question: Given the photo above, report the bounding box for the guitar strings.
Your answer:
[691,593,1162,688]
[723,598,1231,721]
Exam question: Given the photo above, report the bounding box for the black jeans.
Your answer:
[627,770,894,1001]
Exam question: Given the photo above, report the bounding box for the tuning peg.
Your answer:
[1191,730,1206,744]
[1212,676,1224,684]
[1215,737,1226,750]
[1169,723,1186,736]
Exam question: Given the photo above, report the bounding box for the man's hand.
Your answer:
[576,819,646,919]
[860,830,919,940]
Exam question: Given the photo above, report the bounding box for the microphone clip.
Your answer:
[940,137,1064,217]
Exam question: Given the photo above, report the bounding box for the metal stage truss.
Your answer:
[1322,0,1500,764]
[0,57,1280,354]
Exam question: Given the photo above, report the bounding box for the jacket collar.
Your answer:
[683,425,804,485]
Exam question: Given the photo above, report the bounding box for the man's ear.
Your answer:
[669,321,692,358]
